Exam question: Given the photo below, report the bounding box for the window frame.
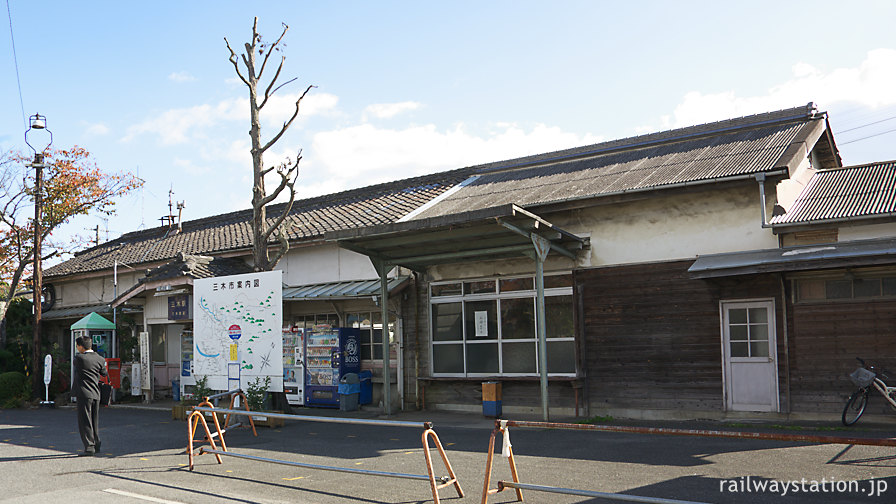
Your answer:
[430,274,576,378]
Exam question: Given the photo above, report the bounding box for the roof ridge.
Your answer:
[465,103,819,174]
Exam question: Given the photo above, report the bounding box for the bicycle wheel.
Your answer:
[842,389,869,426]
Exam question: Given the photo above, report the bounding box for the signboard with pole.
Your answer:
[40,354,54,407]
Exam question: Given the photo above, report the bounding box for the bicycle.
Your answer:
[842,357,896,426]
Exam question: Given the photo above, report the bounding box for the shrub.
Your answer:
[245,376,271,411]
[0,371,30,408]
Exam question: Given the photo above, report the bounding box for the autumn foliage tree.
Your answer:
[225,18,314,272]
[0,147,143,342]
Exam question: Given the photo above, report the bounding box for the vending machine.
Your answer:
[282,326,305,406]
[304,325,360,407]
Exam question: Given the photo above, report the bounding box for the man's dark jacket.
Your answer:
[73,351,107,399]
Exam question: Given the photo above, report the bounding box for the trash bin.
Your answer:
[172,379,181,402]
[338,373,360,412]
[358,370,373,405]
[482,381,502,417]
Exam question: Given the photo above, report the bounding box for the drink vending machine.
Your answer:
[304,325,360,407]
[282,326,305,406]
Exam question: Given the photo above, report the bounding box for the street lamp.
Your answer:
[25,113,52,395]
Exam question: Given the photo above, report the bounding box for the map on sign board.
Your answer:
[193,271,283,392]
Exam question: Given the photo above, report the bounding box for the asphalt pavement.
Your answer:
[2,402,896,503]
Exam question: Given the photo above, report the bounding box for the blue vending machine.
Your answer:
[304,326,361,407]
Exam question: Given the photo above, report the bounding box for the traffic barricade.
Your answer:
[187,405,464,504]
[480,418,896,504]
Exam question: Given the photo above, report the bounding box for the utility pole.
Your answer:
[25,113,52,395]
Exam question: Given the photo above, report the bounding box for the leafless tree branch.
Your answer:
[261,84,315,154]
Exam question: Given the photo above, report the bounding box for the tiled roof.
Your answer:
[770,161,896,225]
[45,167,475,278]
[111,253,254,306]
[410,104,831,220]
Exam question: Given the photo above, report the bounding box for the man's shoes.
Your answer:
[95,442,101,453]
[78,450,95,457]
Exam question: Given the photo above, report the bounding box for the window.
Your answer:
[725,307,769,358]
[795,273,896,303]
[346,310,397,362]
[430,274,575,377]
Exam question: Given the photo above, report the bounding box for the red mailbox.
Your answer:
[103,358,121,389]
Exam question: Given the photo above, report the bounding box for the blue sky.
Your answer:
[3,1,896,257]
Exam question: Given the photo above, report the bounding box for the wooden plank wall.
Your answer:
[789,298,896,414]
[575,261,783,413]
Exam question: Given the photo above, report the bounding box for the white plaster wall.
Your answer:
[554,186,778,266]
[838,222,896,242]
[775,155,816,212]
[279,242,378,286]
[53,271,140,308]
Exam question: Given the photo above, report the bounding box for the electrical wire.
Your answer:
[5,0,26,129]
[839,127,896,145]
[837,115,896,134]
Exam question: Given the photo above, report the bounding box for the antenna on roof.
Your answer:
[160,186,175,230]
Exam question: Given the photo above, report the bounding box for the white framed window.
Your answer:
[430,274,575,377]
[346,311,397,362]
[794,272,896,303]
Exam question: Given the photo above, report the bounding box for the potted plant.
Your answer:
[245,376,282,428]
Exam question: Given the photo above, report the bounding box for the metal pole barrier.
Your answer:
[201,447,445,481]
[190,407,427,428]
[206,388,243,401]
[188,407,464,503]
[501,420,896,447]
[422,425,464,502]
[481,421,523,504]
[481,418,896,504]
[188,411,222,471]
[497,481,711,504]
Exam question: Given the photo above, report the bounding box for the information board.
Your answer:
[193,271,283,392]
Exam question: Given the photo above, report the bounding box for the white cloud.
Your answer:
[124,93,338,145]
[655,48,896,129]
[173,157,211,176]
[168,71,197,83]
[83,122,109,136]
[260,91,339,127]
[363,101,422,120]
[300,122,601,196]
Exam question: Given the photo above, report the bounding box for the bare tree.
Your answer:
[225,18,314,271]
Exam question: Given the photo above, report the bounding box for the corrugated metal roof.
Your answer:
[282,276,410,300]
[688,238,896,278]
[410,109,820,220]
[771,161,896,225]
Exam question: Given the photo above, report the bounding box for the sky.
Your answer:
[3,1,896,263]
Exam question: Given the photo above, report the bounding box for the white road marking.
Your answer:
[102,488,187,504]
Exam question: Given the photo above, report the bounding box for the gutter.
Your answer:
[770,211,896,231]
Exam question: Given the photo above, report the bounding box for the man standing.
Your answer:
[73,335,106,456]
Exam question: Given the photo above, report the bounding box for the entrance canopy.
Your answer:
[326,204,588,269]
[326,203,589,419]
[688,237,896,278]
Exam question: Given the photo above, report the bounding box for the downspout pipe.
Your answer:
[755,173,773,229]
